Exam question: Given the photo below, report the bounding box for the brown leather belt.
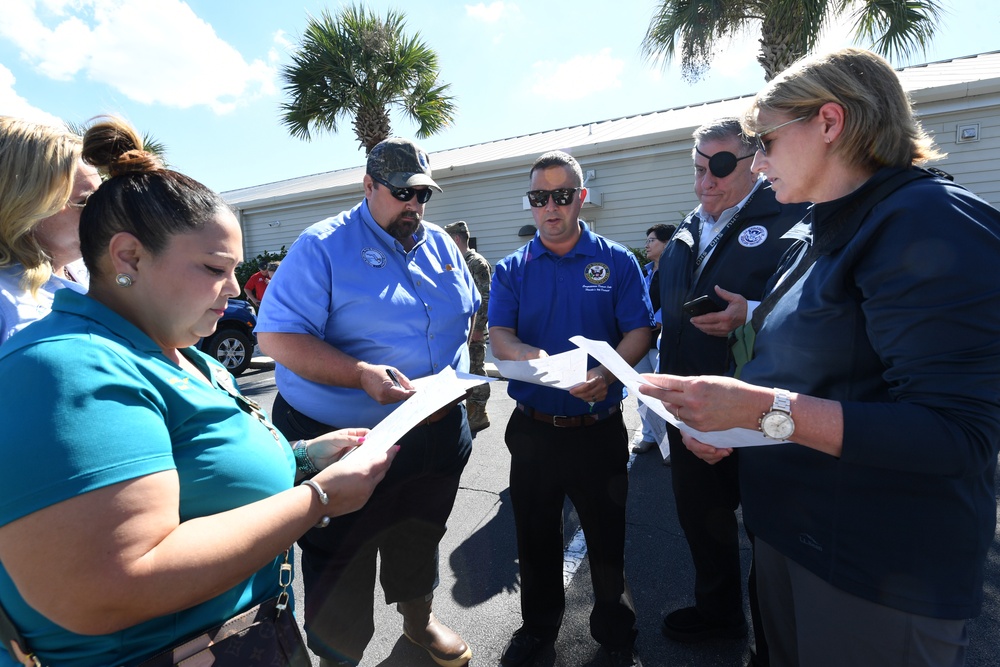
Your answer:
[424,403,458,425]
[516,402,620,428]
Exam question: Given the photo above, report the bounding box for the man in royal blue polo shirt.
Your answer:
[256,138,478,667]
[489,150,653,667]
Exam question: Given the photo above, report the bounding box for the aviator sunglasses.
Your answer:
[525,188,581,208]
[372,175,433,204]
[753,117,807,156]
[695,148,755,178]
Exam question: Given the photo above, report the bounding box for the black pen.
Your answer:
[386,368,403,390]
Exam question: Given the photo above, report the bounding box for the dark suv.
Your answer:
[198,298,257,376]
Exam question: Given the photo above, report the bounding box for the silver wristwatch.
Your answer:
[759,388,795,440]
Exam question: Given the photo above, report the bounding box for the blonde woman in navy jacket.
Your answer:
[641,48,1000,667]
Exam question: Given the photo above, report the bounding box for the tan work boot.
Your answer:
[397,595,472,667]
[466,400,490,433]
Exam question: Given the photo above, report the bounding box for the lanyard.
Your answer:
[693,189,758,272]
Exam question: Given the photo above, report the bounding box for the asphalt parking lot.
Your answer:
[239,363,1000,667]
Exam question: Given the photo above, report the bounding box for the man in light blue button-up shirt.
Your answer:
[257,138,478,667]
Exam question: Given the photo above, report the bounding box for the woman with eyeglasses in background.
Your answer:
[0,116,101,343]
[641,48,1000,666]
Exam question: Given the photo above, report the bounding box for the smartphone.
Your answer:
[682,295,724,316]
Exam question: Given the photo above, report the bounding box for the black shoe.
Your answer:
[499,628,554,667]
[662,606,747,643]
[604,645,643,667]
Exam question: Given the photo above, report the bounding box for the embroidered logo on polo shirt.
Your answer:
[361,247,387,268]
[584,263,610,285]
[168,376,191,390]
[738,225,768,248]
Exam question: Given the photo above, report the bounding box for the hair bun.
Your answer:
[82,116,162,176]
[107,148,164,177]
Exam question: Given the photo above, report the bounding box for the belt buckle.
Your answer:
[551,414,576,428]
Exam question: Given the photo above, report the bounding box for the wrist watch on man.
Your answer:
[759,388,795,440]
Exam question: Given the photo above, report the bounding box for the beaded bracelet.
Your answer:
[292,439,319,474]
[301,479,331,528]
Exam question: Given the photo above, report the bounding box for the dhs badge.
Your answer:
[585,263,610,285]
[738,225,768,248]
[361,247,387,268]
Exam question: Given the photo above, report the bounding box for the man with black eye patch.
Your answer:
[656,117,807,666]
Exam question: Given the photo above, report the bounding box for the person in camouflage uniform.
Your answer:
[444,220,492,432]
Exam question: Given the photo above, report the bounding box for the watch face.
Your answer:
[761,412,794,440]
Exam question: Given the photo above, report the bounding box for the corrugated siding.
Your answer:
[920,108,1000,204]
[229,52,1000,264]
[240,186,364,258]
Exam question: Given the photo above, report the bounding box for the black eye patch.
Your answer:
[696,148,755,178]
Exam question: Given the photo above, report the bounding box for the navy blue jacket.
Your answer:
[658,183,807,376]
[741,168,1000,619]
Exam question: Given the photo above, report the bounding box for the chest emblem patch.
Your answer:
[738,225,768,248]
[361,247,387,268]
[585,263,610,285]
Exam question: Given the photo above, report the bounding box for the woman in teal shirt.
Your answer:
[0,117,394,666]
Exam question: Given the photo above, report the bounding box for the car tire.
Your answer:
[204,328,253,376]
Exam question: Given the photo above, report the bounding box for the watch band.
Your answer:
[771,388,791,414]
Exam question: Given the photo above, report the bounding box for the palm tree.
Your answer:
[640,0,945,82]
[280,5,457,155]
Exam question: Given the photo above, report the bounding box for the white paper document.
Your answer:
[494,347,589,389]
[568,335,789,448]
[348,367,491,460]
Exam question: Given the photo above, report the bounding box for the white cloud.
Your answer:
[0,64,69,126]
[530,48,625,101]
[270,29,292,64]
[465,2,520,23]
[0,0,278,114]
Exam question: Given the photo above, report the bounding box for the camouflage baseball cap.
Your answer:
[367,137,441,192]
[443,220,469,235]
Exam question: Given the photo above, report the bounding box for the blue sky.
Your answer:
[3,0,998,194]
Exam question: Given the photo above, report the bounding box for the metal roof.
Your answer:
[224,50,1000,208]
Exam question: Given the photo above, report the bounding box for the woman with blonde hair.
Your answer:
[0,116,101,341]
[641,48,1000,666]
[0,117,394,667]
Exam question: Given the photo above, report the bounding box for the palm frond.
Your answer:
[280,3,456,151]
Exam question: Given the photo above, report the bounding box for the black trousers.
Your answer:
[505,407,638,650]
[271,392,472,664]
[668,423,769,663]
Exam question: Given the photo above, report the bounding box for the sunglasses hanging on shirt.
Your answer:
[696,148,755,178]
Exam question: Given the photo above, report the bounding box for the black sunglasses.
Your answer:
[695,148,755,178]
[372,175,433,204]
[525,188,581,208]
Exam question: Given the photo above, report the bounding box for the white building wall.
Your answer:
[231,91,1000,268]
[920,107,1000,205]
